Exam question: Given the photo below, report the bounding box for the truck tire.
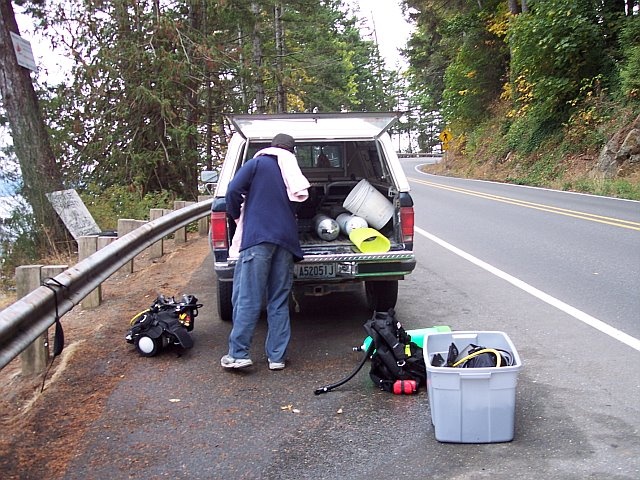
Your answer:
[365,280,398,312]
[217,279,233,322]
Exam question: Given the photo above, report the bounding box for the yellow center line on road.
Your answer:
[408,176,640,232]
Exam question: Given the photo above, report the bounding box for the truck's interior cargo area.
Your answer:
[246,140,397,249]
[296,184,396,248]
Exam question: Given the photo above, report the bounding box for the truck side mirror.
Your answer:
[200,170,218,183]
[200,170,219,195]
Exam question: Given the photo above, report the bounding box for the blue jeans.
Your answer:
[228,243,293,362]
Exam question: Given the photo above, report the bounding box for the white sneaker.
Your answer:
[221,354,253,369]
[268,360,285,370]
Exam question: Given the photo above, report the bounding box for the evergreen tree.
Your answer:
[0,0,67,253]
[27,0,394,199]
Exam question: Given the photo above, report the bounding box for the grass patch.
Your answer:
[563,177,640,200]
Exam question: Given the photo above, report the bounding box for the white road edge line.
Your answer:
[415,226,640,352]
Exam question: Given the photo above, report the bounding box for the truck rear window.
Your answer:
[246,142,344,169]
[245,140,385,182]
[295,144,343,168]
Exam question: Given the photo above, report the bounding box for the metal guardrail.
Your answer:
[0,199,213,370]
[397,153,443,158]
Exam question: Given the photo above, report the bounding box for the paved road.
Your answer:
[59,165,640,479]
[403,159,640,338]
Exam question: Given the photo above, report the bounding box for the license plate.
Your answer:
[295,264,336,279]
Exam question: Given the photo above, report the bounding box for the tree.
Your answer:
[404,0,639,152]
[274,1,286,112]
[404,1,505,145]
[0,0,66,251]
[441,6,509,132]
[35,0,229,200]
[619,13,640,99]
[508,0,605,127]
[250,1,267,113]
[17,0,393,206]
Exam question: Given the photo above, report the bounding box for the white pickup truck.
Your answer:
[209,112,416,321]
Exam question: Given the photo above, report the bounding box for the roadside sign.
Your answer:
[10,32,37,71]
[439,129,452,151]
[46,189,101,239]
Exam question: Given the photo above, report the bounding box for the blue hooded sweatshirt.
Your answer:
[226,154,304,262]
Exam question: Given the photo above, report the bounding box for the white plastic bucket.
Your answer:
[343,179,394,230]
[336,213,368,235]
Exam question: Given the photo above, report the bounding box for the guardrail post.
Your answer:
[78,236,100,309]
[16,264,67,375]
[149,208,165,258]
[40,265,67,371]
[97,236,116,251]
[198,195,213,236]
[96,236,116,303]
[173,201,194,244]
[117,219,148,274]
[16,265,46,375]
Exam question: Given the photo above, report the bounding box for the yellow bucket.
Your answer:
[349,227,390,253]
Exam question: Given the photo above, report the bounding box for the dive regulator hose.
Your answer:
[314,343,375,395]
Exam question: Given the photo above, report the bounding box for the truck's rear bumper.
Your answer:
[214,251,415,282]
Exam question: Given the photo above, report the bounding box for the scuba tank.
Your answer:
[357,325,452,352]
[313,214,340,241]
[336,213,368,235]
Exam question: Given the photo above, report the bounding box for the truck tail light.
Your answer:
[400,206,414,243]
[210,211,229,249]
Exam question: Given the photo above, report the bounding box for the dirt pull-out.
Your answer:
[0,234,209,479]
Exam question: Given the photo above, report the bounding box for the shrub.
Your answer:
[79,185,175,230]
[619,17,640,101]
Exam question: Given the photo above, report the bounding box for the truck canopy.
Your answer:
[228,112,400,141]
